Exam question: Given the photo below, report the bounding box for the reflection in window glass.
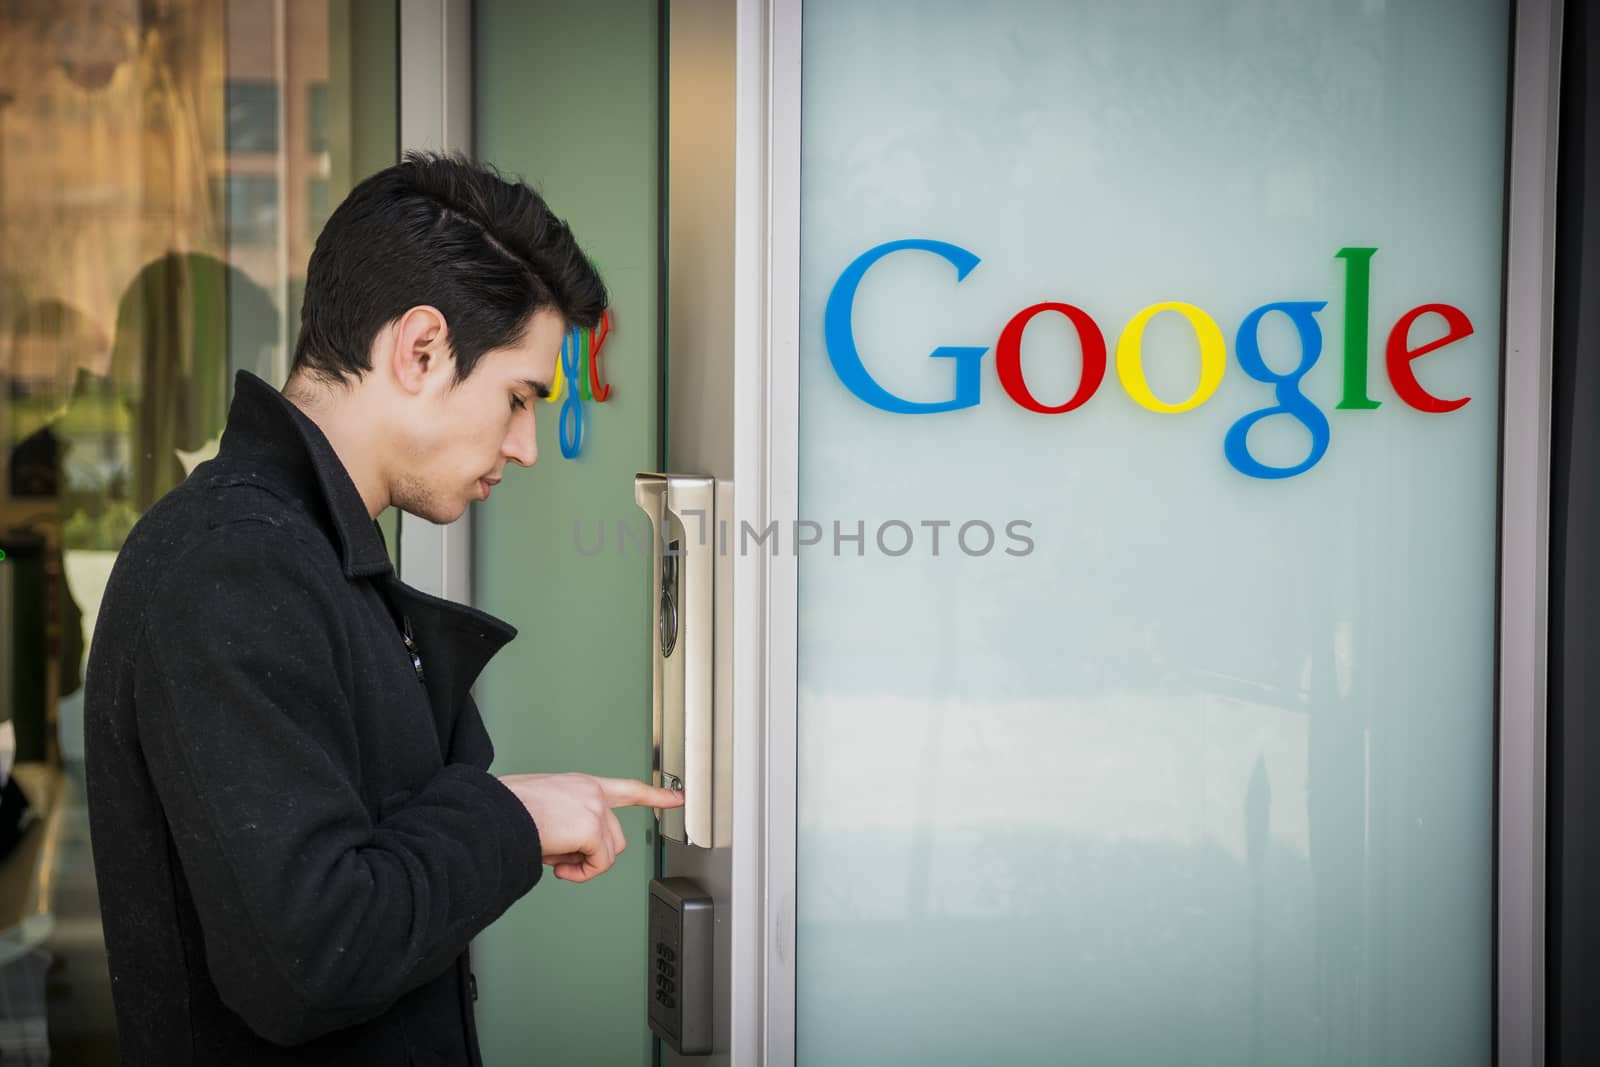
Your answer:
[309,82,330,154]
[226,175,281,247]
[308,177,332,243]
[225,81,279,154]
[0,2,396,1059]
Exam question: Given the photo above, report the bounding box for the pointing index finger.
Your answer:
[597,776,685,809]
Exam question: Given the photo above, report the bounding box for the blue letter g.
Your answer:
[824,239,988,414]
[1225,301,1332,479]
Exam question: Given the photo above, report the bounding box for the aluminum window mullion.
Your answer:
[761,1,802,1064]
[396,0,474,603]
[1497,1,1563,1064]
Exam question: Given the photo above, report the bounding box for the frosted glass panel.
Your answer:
[796,3,1509,1065]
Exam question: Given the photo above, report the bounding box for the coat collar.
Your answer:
[217,372,518,695]
[217,371,394,579]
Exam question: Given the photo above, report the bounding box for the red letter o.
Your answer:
[995,302,1107,414]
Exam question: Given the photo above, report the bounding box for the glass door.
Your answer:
[792,2,1514,1064]
[0,3,396,1059]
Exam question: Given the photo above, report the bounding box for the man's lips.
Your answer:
[479,477,501,500]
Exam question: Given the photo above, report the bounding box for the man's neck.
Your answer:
[283,374,390,519]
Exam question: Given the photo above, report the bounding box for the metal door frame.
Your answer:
[397,0,475,602]
[1498,1,1563,1063]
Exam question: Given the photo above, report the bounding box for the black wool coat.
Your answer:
[84,371,542,1065]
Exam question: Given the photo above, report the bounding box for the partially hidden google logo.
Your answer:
[825,240,1477,480]
[542,309,614,459]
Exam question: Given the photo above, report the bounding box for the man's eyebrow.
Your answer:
[521,378,551,400]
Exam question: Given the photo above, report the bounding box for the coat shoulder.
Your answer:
[98,470,345,659]
[124,468,340,580]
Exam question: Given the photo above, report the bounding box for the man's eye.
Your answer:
[510,394,527,411]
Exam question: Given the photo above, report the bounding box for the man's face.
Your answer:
[392,307,564,524]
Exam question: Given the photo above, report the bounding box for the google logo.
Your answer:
[824,239,1477,480]
[541,309,614,459]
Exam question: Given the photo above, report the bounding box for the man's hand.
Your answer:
[497,773,684,883]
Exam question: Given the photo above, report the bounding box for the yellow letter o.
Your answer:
[1115,302,1226,413]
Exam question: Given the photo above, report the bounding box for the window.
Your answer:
[308,82,329,154]
[225,80,278,154]
[0,4,398,1059]
[224,175,279,247]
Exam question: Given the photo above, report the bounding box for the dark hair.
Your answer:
[291,151,607,384]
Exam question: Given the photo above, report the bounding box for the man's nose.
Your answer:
[503,417,538,467]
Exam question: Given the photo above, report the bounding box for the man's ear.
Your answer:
[389,305,452,395]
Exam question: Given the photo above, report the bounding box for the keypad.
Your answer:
[646,879,711,1055]
[654,941,678,1008]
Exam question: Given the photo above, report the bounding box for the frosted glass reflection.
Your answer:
[796,2,1508,1065]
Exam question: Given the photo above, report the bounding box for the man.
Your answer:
[83,152,681,1065]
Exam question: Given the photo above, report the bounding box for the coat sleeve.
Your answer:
[133,521,542,1046]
